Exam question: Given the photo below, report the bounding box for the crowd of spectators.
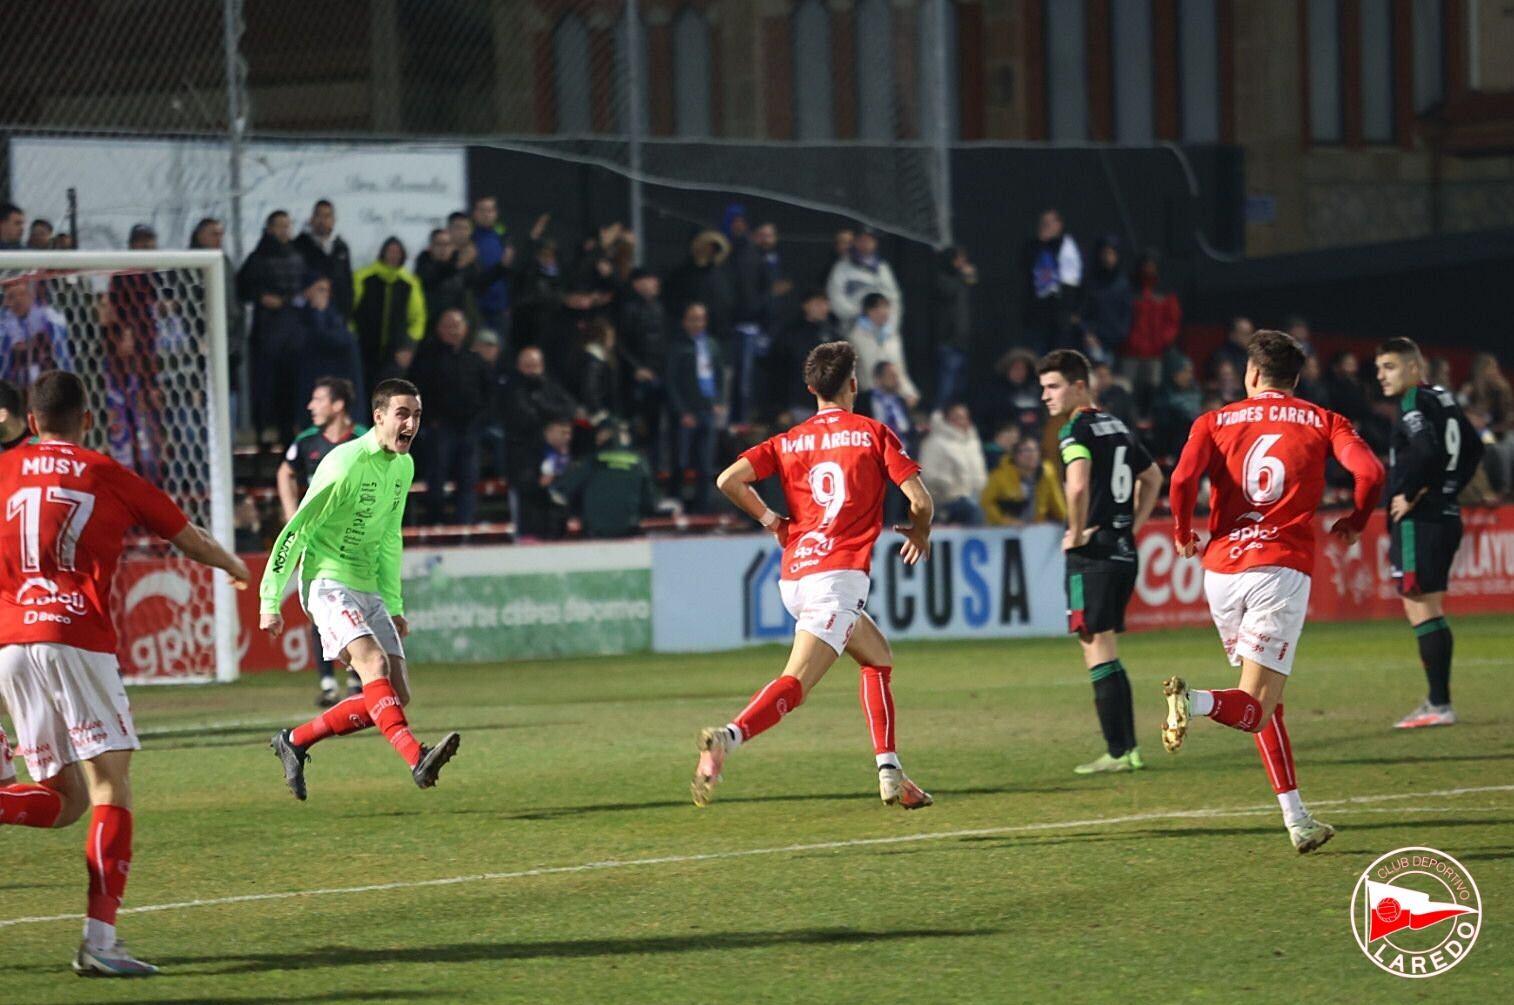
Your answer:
[2,195,1512,540]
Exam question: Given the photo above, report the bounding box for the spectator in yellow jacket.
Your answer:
[982,437,1067,525]
[352,236,427,389]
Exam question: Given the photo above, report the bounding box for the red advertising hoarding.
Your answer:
[1130,506,1514,631]
[114,553,313,679]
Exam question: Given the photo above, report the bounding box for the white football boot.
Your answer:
[1287,814,1336,854]
[691,726,733,807]
[878,766,933,809]
[1161,677,1191,753]
[1394,701,1456,730]
[73,941,159,977]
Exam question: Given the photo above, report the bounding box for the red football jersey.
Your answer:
[741,408,920,580]
[0,440,189,653]
[1169,391,1383,576]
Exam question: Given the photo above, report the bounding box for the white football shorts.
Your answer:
[0,643,139,780]
[1203,565,1312,676]
[1,723,15,783]
[779,569,870,656]
[302,578,405,662]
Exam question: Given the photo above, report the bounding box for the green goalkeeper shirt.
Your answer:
[260,429,413,615]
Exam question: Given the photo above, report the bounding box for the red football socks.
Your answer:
[1203,688,1264,732]
[290,695,374,749]
[363,679,421,767]
[0,784,63,828]
[85,805,132,926]
[1254,703,1298,795]
[859,665,896,756]
[732,675,805,742]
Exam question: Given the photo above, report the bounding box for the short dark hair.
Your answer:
[28,371,87,434]
[313,376,356,411]
[429,227,447,241]
[30,219,52,232]
[1375,336,1422,360]
[313,199,334,212]
[0,379,23,416]
[804,341,857,401]
[861,292,890,313]
[1037,349,1091,386]
[0,201,22,220]
[447,211,470,225]
[265,210,289,228]
[801,287,827,303]
[1247,330,1307,387]
[372,378,419,414]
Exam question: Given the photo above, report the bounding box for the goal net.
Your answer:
[0,250,237,683]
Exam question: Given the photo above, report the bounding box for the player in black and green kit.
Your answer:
[1374,338,1483,730]
[1039,350,1164,774]
[276,377,368,707]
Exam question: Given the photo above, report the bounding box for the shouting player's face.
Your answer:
[1039,371,1083,419]
[1375,352,1419,398]
[375,394,422,454]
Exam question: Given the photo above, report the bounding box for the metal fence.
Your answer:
[1,0,959,255]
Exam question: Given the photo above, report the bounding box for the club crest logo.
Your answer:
[1351,846,1481,978]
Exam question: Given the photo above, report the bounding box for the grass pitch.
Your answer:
[2,616,1510,1003]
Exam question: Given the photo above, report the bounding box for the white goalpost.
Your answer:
[0,250,238,683]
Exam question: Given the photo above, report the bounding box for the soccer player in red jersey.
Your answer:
[692,341,935,809]
[0,377,30,786]
[1164,331,1384,852]
[0,371,250,974]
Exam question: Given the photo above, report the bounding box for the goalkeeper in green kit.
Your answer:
[262,378,461,800]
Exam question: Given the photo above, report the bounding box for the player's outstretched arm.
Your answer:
[259,473,343,620]
[894,474,933,565]
[1132,462,1164,535]
[1328,416,1386,544]
[717,457,789,545]
[169,524,250,589]
[1168,416,1214,556]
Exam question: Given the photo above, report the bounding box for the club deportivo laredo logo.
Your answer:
[1351,846,1481,978]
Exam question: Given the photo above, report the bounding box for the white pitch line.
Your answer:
[1,783,1509,931]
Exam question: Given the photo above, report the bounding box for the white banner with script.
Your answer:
[9,136,466,266]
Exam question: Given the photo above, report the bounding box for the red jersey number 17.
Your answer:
[6,487,98,572]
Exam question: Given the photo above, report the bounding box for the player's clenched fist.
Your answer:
[226,556,251,589]
[260,612,284,638]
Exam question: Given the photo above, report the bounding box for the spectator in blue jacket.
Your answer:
[471,195,514,343]
[296,274,364,410]
[1081,235,1132,364]
[666,302,726,514]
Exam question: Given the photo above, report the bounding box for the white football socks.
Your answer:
[1190,690,1216,717]
[723,724,743,748]
[1278,789,1307,827]
[876,753,901,770]
[83,918,115,953]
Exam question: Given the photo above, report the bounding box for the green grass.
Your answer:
[3,616,1511,1003]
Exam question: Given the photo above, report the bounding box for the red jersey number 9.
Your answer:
[809,462,847,527]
